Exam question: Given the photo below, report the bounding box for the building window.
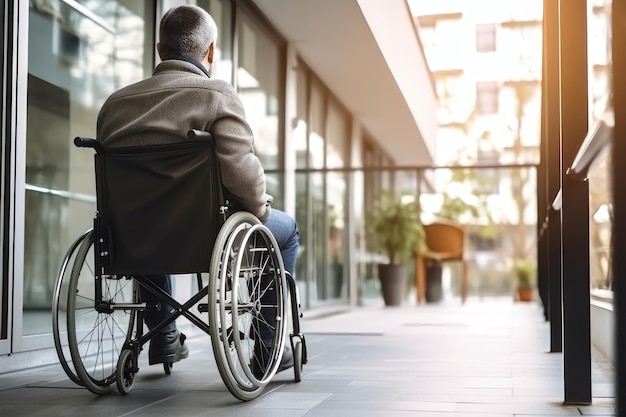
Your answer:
[476,81,499,114]
[476,23,496,52]
[476,150,500,194]
[469,231,499,251]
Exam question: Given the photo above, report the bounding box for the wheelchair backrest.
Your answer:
[92,134,223,275]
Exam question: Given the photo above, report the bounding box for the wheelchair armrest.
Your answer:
[74,137,103,152]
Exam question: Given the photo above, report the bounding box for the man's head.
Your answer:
[157,5,218,70]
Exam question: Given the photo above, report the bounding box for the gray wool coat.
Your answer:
[97,59,271,222]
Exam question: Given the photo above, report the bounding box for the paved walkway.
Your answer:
[0,298,616,416]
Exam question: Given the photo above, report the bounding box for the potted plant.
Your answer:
[513,259,535,302]
[366,192,425,306]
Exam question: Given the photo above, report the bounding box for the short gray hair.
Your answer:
[159,5,218,61]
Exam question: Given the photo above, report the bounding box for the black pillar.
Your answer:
[544,0,563,354]
[537,1,549,321]
[612,0,626,414]
[559,0,592,405]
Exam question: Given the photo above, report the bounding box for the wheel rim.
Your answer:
[67,231,137,395]
[52,229,93,386]
[231,223,287,385]
[217,220,259,389]
[209,212,279,401]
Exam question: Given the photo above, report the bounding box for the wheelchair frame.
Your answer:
[52,130,307,401]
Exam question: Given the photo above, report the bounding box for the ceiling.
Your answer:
[253,0,437,166]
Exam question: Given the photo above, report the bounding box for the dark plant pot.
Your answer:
[425,260,443,303]
[378,264,407,306]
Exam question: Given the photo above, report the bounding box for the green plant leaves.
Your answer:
[366,192,425,264]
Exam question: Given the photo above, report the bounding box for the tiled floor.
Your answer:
[0,298,616,416]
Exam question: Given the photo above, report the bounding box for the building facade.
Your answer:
[0,0,435,371]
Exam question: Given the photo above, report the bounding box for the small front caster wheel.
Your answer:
[116,349,136,395]
[293,340,303,383]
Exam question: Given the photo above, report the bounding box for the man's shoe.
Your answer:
[148,329,189,365]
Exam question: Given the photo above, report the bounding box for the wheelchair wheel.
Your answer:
[66,230,138,395]
[208,212,288,401]
[293,338,303,383]
[116,349,136,395]
[230,221,288,383]
[52,229,93,387]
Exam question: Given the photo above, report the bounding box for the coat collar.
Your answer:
[154,58,210,78]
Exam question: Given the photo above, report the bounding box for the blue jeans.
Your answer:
[262,208,300,276]
[141,208,299,333]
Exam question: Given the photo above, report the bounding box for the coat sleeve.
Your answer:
[210,84,271,222]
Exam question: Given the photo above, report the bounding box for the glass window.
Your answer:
[476,23,496,52]
[295,62,308,170]
[23,0,152,335]
[310,81,325,170]
[476,81,499,114]
[294,63,309,299]
[309,171,324,303]
[199,0,233,83]
[325,100,349,299]
[476,150,500,194]
[589,156,613,290]
[236,7,284,205]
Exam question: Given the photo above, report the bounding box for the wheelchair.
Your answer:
[51,130,307,401]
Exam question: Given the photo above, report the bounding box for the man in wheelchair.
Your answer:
[96,5,300,372]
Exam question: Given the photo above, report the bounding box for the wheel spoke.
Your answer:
[67,231,136,395]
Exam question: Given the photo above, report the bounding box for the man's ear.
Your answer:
[157,42,164,60]
[208,43,215,64]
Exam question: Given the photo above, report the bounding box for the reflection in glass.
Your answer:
[589,156,613,290]
[309,84,325,170]
[236,9,283,205]
[325,102,348,299]
[23,1,149,335]
[201,0,233,83]
[311,172,325,302]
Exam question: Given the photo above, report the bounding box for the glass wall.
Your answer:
[359,162,538,302]
[294,62,309,298]
[201,0,232,84]
[589,153,612,291]
[23,0,152,335]
[325,100,349,299]
[16,0,354,344]
[292,64,353,307]
[235,3,284,207]
[359,137,395,298]
[308,80,326,304]
[587,0,613,293]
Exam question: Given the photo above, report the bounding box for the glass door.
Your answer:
[18,0,153,350]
